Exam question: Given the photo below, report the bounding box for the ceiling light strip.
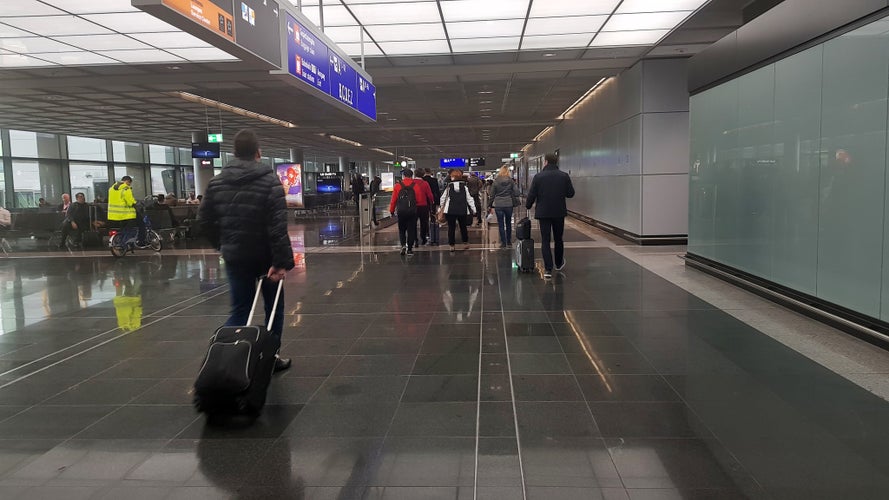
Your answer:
[558,77,608,120]
[169,92,297,128]
[371,147,393,155]
[325,134,363,147]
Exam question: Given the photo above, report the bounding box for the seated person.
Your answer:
[156,194,166,206]
[165,193,179,207]
[38,197,50,208]
[59,192,90,248]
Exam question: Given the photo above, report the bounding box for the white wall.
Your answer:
[527,58,690,238]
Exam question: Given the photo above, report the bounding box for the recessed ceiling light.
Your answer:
[479,100,492,104]
[167,65,181,70]
[480,108,492,112]
[478,91,493,94]
[480,115,491,118]
[543,52,556,57]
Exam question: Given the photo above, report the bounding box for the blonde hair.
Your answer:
[497,166,510,177]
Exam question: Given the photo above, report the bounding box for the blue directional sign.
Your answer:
[356,74,377,121]
[329,51,357,108]
[286,13,329,94]
[285,12,375,121]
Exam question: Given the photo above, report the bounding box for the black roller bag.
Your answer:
[515,238,535,273]
[194,278,283,417]
[516,217,532,241]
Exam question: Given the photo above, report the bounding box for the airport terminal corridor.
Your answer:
[0,219,886,499]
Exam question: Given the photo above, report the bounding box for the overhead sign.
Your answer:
[440,158,466,168]
[207,133,223,143]
[510,153,520,159]
[234,0,281,65]
[469,157,486,168]
[162,0,234,42]
[285,13,376,121]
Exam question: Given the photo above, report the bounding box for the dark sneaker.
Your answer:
[274,356,292,373]
[556,259,566,271]
[400,246,407,255]
[406,248,414,256]
[543,270,552,279]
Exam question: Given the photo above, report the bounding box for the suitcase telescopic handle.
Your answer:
[246,277,285,330]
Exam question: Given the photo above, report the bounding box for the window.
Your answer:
[9,130,60,158]
[112,141,144,163]
[69,163,110,204]
[179,166,195,198]
[149,144,176,165]
[113,165,148,201]
[0,162,6,208]
[178,147,190,163]
[151,165,177,197]
[67,136,107,161]
[11,159,63,208]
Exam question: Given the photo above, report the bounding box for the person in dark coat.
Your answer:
[369,175,382,225]
[525,153,575,278]
[199,129,295,372]
[58,192,90,248]
[351,174,366,214]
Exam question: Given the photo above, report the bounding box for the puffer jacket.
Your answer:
[488,176,518,209]
[199,159,295,272]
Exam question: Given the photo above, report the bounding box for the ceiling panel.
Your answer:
[450,37,520,53]
[446,19,525,38]
[350,2,441,25]
[440,0,529,22]
[602,11,692,31]
[2,15,113,36]
[529,0,619,18]
[0,1,65,17]
[617,0,710,14]
[591,29,668,46]
[523,15,607,36]
[29,51,118,65]
[364,23,445,41]
[0,36,79,53]
[40,0,141,14]
[54,34,150,51]
[522,33,593,50]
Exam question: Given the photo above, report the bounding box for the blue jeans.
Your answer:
[225,265,284,339]
[494,207,513,245]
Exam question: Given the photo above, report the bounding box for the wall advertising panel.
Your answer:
[276,162,303,208]
[381,172,394,192]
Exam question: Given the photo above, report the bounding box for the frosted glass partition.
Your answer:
[689,15,889,320]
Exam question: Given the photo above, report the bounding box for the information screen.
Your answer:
[162,0,234,42]
[234,0,281,65]
[191,142,220,158]
[286,13,329,93]
[285,12,375,121]
[469,157,486,167]
[316,172,343,193]
[440,158,466,168]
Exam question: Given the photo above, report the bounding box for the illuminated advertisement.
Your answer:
[381,172,394,192]
[290,230,306,269]
[162,0,235,42]
[316,172,343,193]
[276,163,303,208]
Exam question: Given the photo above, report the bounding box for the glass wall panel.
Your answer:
[151,165,177,197]
[149,145,176,165]
[817,25,888,317]
[689,14,889,320]
[11,159,64,208]
[733,66,775,277]
[180,166,195,198]
[9,130,60,158]
[112,141,144,163]
[69,163,110,204]
[771,46,823,295]
[67,136,107,161]
[0,162,6,208]
[113,165,148,201]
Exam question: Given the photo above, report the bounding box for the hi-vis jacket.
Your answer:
[107,181,136,221]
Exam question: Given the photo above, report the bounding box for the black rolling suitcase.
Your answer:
[430,219,440,245]
[516,217,532,241]
[194,278,283,417]
[515,238,535,272]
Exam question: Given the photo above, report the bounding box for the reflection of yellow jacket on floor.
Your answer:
[113,295,142,331]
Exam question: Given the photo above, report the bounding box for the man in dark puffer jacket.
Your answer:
[199,129,296,372]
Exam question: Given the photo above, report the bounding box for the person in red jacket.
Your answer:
[389,169,434,256]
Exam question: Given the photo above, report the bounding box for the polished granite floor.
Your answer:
[0,219,887,499]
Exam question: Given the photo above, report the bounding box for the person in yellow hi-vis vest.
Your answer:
[107,175,146,246]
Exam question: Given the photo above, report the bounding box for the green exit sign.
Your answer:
[207,134,223,143]
[510,153,519,159]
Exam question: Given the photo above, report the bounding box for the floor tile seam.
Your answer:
[550,320,626,490]
[299,344,355,407]
[494,261,528,500]
[473,255,489,500]
[0,285,231,381]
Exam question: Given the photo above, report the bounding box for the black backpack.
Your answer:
[396,180,417,216]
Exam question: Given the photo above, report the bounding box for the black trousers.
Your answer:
[538,217,565,272]
[397,212,418,249]
[471,195,482,223]
[446,214,469,246]
[59,220,85,246]
[417,205,430,244]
